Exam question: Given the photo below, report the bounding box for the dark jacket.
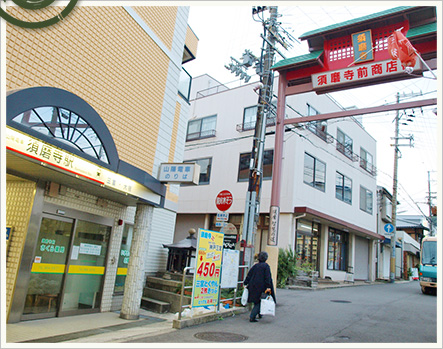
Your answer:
[244,261,274,304]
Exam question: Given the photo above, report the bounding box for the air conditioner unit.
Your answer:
[381,196,392,223]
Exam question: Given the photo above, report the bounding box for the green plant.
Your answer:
[408,268,413,277]
[175,277,193,294]
[296,261,315,274]
[277,247,297,288]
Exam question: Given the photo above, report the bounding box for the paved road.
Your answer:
[125,281,437,344]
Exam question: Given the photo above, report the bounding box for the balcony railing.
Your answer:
[307,125,334,143]
[336,142,359,162]
[186,129,216,141]
[360,158,377,176]
[236,117,276,132]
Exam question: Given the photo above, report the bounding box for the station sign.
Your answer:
[158,162,200,184]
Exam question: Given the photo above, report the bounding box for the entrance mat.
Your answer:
[20,316,165,343]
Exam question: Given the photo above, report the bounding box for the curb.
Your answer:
[172,306,248,329]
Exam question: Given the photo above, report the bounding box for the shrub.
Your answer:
[277,247,297,288]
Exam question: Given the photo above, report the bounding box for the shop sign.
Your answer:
[312,58,421,90]
[351,29,374,64]
[192,229,224,308]
[215,190,233,211]
[6,127,160,204]
[158,163,200,184]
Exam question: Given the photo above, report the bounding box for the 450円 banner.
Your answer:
[192,229,224,308]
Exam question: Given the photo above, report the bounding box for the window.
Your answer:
[238,150,273,182]
[12,107,109,163]
[186,115,217,141]
[295,220,320,270]
[238,105,276,132]
[178,68,192,101]
[337,129,354,159]
[303,153,326,191]
[360,147,375,174]
[114,224,133,294]
[243,106,257,130]
[360,186,373,214]
[327,228,348,271]
[183,158,212,185]
[336,172,352,204]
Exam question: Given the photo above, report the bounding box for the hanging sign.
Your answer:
[191,229,224,308]
[158,163,200,184]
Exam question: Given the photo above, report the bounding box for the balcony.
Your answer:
[360,158,377,176]
[307,125,334,143]
[336,142,359,162]
[236,117,276,132]
[186,129,216,141]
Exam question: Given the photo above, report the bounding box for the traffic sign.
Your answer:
[384,223,395,234]
[215,190,233,211]
[216,212,229,221]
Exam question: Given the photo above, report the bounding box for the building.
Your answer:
[5,6,198,323]
[375,187,424,280]
[175,74,383,283]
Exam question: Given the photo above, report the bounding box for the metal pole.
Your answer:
[390,92,400,283]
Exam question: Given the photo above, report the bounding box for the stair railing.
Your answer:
[178,267,194,320]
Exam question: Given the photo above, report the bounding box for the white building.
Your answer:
[175,74,384,282]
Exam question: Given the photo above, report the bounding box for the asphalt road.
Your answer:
[125,281,437,344]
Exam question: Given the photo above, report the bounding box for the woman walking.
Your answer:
[243,251,275,322]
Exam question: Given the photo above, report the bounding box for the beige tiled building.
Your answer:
[5,5,197,323]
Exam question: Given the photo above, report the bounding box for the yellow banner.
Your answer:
[192,229,224,308]
[68,265,105,275]
[117,267,128,276]
[31,263,66,274]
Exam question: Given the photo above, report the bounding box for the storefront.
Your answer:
[6,87,165,323]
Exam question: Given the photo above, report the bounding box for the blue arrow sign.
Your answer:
[384,223,394,234]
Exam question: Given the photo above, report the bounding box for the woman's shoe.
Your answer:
[258,314,262,319]
[249,318,258,322]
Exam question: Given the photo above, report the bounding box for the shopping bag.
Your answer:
[241,287,249,306]
[260,295,275,316]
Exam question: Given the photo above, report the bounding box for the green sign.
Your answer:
[0,0,78,28]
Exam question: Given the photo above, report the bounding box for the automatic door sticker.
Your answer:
[0,0,78,28]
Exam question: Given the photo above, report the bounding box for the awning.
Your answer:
[294,206,384,240]
[383,238,401,248]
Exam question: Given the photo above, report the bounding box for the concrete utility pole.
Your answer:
[390,91,419,283]
[427,171,437,236]
[243,6,280,268]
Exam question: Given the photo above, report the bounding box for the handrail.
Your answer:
[178,267,194,321]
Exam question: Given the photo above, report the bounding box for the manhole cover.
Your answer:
[194,332,248,342]
[330,300,352,303]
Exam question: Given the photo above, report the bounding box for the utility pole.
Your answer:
[243,6,279,268]
[390,91,419,283]
[427,171,437,236]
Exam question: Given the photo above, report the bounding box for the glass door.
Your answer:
[22,215,73,320]
[59,219,111,316]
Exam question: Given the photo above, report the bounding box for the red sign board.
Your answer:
[215,190,233,212]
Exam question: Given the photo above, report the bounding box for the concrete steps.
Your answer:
[140,272,193,314]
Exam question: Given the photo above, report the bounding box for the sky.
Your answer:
[184,2,440,220]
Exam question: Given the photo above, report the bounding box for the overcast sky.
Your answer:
[185,3,440,218]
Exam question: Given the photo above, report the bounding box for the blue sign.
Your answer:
[384,223,395,234]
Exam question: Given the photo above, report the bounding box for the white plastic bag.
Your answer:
[241,287,249,306]
[260,295,275,316]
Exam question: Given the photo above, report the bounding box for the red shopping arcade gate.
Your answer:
[265,6,437,282]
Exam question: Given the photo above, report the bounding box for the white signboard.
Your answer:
[312,59,421,90]
[79,243,102,256]
[216,212,229,221]
[158,163,200,184]
[220,249,240,289]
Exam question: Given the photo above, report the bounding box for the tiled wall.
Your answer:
[5,180,37,312]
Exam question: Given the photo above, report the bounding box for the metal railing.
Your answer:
[177,264,250,320]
